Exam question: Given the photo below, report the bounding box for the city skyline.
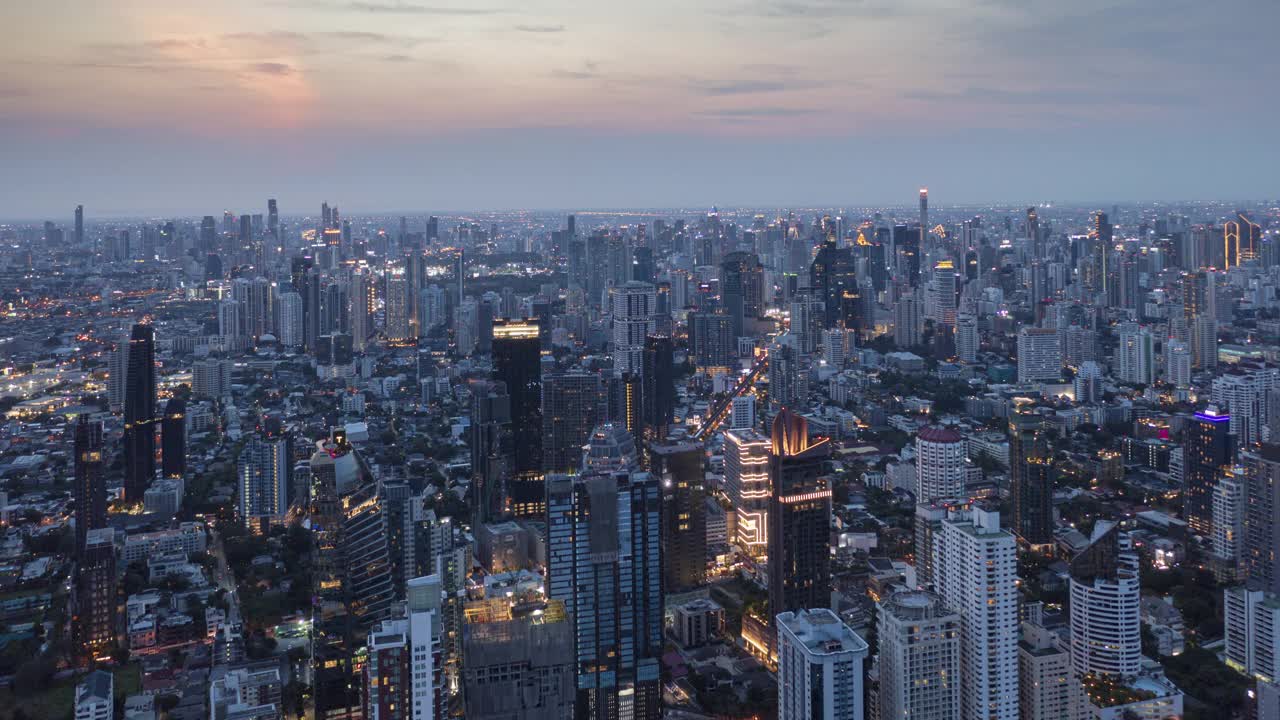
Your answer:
[5,0,1280,216]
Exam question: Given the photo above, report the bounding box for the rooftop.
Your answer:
[777,608,868,657]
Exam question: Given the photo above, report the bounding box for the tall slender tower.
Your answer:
[74,204,84,246]
[1183,406,1233,536]
[767,410,832,635]
[161,397,186,480]
[492,320,543,516]
[73,414,106,555]
[919,187,929,248]
[123,323,157,502]
[1010,413,1054,546]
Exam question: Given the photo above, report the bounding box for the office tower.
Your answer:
[546,472,663,720]
[1074,360,1103,404]
[1164,340,1191,387]
[650,441,707,591]
[454,299,479,356]
[74,204,85,246]
[611,281,656,375]
[1068,522,1141,678]
[1224,586,1280,681]
[541,371,603,475]
[218,298,243,339]
[929,260,958,327]
[1192,313,1218,370]
[915,426,967,502]
[729,394,756,430]
[810,239,860,329]
[720,251,764,338]
[1211,471,1245,582]
[776,608,868,720]
[608,372,643,439]
[461,599,574,720]
[790,291,822,354]
[1246,445,1280,594]
[73,414,106,555]
[74,527,116,660]
[350,271,373,352]
[894,288,923,348]
[1091,211,1113,298]
[106,339,129,411]
[161,397,186,480]
[454,249,466,307]
[689,312,734,369]
[1116,323,1154,385]
[1183,406,1233,536]
[822,328,853,369]
[470,381,511,524]
[492,320,543,515]
[955,313,978,363]
[725,428,770,552]
[123,323,157,502]
[893,224,922,287]
[769,342,809,412]
[238,434,289,534]
[1016,327,1061,383]
[767,410,832,628]
[1010,413,1054,546]
[920,187,929,241]
[933,505,1018,720]
[877,591,961,720]
[1019,619,1088,720]
[641,335,675,440]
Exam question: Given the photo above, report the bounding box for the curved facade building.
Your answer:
[915,426,966,502]
[1069,521,1142,678]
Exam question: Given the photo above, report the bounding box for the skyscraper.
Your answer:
[123,323,157,502]
[767,410,832,632]
[933,505,1018,720]
[238,434,290,534]
[915,426,967,502]
[725,428,771,552]
[877,591,961,720]
[461,599,574,720]
[161,397,186,480]
[1183,406,1233,536]
[546,472,663,720]
[776,608,868,720]
[74,204,84,246]
[541,371,603,476]
[493,320,543,515]
[641,334,675,440]
[1245,445,1280,594]
[650,441,707,591]
[1068,522,1141,679]
[611,281,656,376]
[74,527,116,660]
[1010,413,1054,546]
[720,251,764,338]
[470,380,511,524]
[1016,328,1061,383]
[73,414,106,555]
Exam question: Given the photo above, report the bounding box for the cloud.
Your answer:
[249,62,295,76]
[550,60,600,80]
[693,106,824,118]
[514,24,566,33]
[740,0,903,20]
[693,80,793,96]
[381,54,415,62]
[338,1,504,14]
[904,85,1189,108]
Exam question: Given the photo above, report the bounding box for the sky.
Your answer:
[2,0,1278,218]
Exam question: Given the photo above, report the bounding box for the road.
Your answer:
[694,351,769,441]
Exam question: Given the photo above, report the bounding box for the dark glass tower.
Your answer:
[641,335,675,441]
[161,397,186,480]
[541,371,603,476]
[493,320,543,516]
[720,251,764,338]
[469,380,511,523]
[766,409,832,636]
[1010,413,1054,546]
[73,414,106,555]
[810,239,860,329]
[650,441,707,591]
[123,323,156,502]
[546,471,663,720]
[1184,407,1233,536]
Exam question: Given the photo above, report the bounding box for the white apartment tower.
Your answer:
[776,608,868,720]
[915,426,967,502]
[877,591,961,720]
[1068,521,1141,678]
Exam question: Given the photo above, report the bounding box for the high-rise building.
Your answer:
[1017,328,1061,383]
[1183,406,1233,536]
[720,251,764,338]
[769,342,809,412]
[915,426,967,502]
[74,527,116,660]
[1116,323,1155,385]
[725,428,771,552]
[73,414,106,555]
[641,335,675,440]
[810,240,862,331]
[470,381,511,524]
[767,410,832,632]
[124,323,157,502]
[1074,360,1103,404]
[238,434,289,534]
[776,608,868,720]
[541,371,603,476]
[650,441,707,591]
[1211,368,1279,448]
[1246,445,1280,594]
[689,312,734,369]
[1164,340,1192,387]
[1211,470,1245,582]
[1019,619,1088,720]
[933,505,1018,720]
[350,271,373,351]
[894,288,923,348]
[729,394,756,430]
[1068,522,1141,679]
[461,599,574,720]
[546,472,663,720]
[1192,314,1218,370]
[385,264,413,344]
[877,591,961,720]
[493,320,543,515]
[161,397,186,480]
[955,313,978,363]
[1224,586,1280,682]
[363,575,443,720]
[1010,413,1054,546]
